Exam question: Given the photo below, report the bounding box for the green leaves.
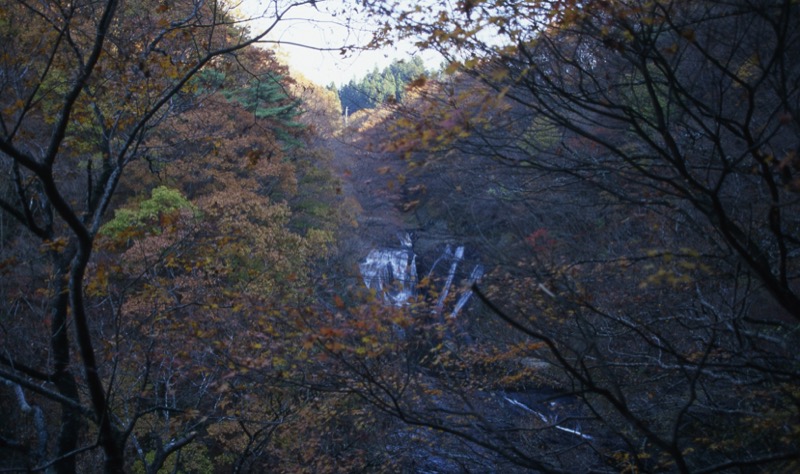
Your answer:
[209,57,307,149]
[338,57,428,113]
[101,186,197,238]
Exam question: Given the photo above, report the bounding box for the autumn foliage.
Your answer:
[2,0,800,472]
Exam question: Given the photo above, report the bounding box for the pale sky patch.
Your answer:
[235,0,441,86]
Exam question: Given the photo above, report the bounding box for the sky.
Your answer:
[237,1,441,86]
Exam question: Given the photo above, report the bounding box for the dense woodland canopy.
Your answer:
[337,57,429,114]
[1,0,799,473]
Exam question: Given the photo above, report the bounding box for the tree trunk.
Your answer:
[51,252,83,474]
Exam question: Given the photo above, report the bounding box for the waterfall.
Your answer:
[434,246,463,314]
[359,234,482,315]
[451,264,484,318]
[359,235,418,306]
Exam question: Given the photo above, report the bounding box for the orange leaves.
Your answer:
[1,0,384,470]
[402,199,420,212]
[320,326,345,338]
[381,73,512,161]
[333,294,346,309]
[407,75,428,89]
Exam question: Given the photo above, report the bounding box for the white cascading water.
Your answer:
[359,235,418,306]
[450,263,484,318]
[359,234,482,314]
[434,245,463,314]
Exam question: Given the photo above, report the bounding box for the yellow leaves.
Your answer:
[487,67,510,82]
[662,43,679,55]
[354,346,368,356]
[640,266,690,288]
[3,98,25,116]
[638,248,711,288]
[445,61,462,75]
[272,356,288,369]
[622,29,635,42]
[611,450,641,474]
[41,238,68,253]
[736,53,762,85]
[86,264,110,297]
[463,57,481,70]
[164,252,180,269]
[420,128,438,143]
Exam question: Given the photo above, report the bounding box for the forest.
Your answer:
[337,57,429,114]
[1,0,798,472]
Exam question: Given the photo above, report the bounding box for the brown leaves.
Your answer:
[407,75,428,89]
